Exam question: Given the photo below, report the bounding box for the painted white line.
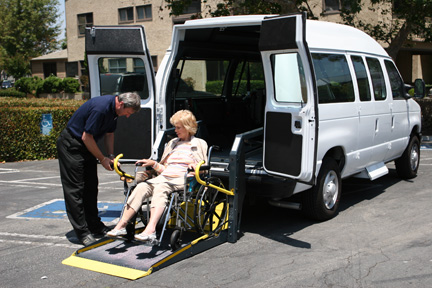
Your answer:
[0,170,20,174]
[6,199,63,219]
[0,180,61,187]
[0,232,66,240]
[13,176,60,182]
[0,239,80,249]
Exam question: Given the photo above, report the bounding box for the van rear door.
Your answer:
[85,26,155,159]
[259,14,318,183]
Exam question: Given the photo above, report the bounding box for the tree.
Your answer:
[0,0,61,79]
[340,0,432,59]
[163,0,432,60]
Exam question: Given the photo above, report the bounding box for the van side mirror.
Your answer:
[414,78,426,98]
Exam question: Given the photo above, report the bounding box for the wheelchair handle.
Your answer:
[113,154,135,179]
[187,165,210,173]
[194,161,234,196]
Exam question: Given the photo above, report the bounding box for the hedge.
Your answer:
[0,97,85,162]
[0,96,431,163]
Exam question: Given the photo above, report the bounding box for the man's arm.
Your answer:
[104,132,115,158]
[82,131,113,171]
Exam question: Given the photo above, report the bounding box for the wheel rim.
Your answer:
[323,170,339,210]
[410,143,419,171]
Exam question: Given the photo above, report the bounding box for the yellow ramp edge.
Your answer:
[62,254,152,280]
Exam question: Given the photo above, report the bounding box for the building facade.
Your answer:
[32,0,431,86]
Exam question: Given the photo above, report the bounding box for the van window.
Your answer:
[271,53,307,103]
[366,57,386,101]
[351,56,371,101]
[174,59,227,98]
[98,57,149,99]
[232,60,265,98]
[312,53,354,103]
[384,60,405,100]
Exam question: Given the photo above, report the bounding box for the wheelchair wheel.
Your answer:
[194,177,228,235]
[170,228,182,251]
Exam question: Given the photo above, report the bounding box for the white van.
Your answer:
[86,13,421,224]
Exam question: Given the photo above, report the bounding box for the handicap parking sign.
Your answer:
[41,113,53,135]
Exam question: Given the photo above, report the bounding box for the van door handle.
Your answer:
[375,118,379,132]
[295,120,302,129]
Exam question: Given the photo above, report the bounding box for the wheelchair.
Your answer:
[112,146,231,251]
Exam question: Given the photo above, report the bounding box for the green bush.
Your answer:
[206,80,265,95]
[0,88,26,98]
[0,97,85,162]
[15,76,80,96]
[42,75,63,93]
[62,77,80,93]
[14,76,44,95]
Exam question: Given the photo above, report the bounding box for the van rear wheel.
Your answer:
[302,158,341,221]
[395,135,420,179]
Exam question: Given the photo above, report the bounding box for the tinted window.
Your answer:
[366,57,386,101]
[351,56,371,101]
[271,53,307,103]
[385,60,405,100]
[312,53,354,103]
[174,59,228,98]
[98,57,149,99]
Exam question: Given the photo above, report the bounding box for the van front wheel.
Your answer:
[395,136,420,179]
[302,158,341,221]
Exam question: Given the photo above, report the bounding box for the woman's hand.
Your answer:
[136,159,156,167]
[188,163,196,171]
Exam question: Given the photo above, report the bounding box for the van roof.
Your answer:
[181,15,389,57]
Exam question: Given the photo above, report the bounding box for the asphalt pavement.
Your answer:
[0,149,431,288]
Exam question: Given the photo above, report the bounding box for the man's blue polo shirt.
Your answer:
[67,95,117,142]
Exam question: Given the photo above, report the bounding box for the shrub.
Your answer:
[15,76,44,96]
[0,97,85,162]
[62,77,80,93]
[42,75,63,93]
[0,88,26,98]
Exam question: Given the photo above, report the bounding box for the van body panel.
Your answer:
[86,15,422,219]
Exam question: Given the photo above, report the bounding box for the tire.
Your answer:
[395,136,420,179]
[302,158,341,221]
[170,228,182,251]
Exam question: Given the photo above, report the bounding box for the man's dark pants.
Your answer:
[57,129,104,239]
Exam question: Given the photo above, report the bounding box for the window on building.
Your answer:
[77,13,93,36]
[173,0,201,24]
[323,0,351,13]
[66,62,79,78]
[312,53,355,103]
[108,58,127,73]
[134,58,145,73]
[43,62,57,78]
[119,7,134,23]
[137,5,152,21]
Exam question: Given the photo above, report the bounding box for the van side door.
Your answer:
[85,26,156,159]
[259,13,318,183]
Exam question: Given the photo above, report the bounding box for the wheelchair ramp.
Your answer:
[62,230,228,280]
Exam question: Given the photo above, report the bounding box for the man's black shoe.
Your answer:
[92,226,110,238]
[80,234,97,246]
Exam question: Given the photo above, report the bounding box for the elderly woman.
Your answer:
[107,110,207,241]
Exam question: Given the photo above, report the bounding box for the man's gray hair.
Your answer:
[118,92,141,112]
